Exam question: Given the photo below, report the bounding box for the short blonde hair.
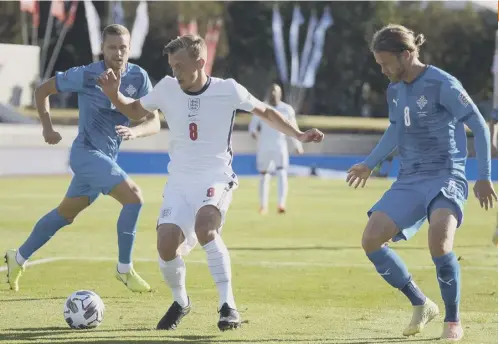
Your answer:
[163,35,207,59]
[371,24,425,57]
[102,24,130,42]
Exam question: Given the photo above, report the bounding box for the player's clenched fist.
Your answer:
[297,128,324,143]
[346,163,372,189]
[43,128,62,145]
[97,68,121,97]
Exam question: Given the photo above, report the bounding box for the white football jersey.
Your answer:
[140,76,263,176]
[248,101,302,152]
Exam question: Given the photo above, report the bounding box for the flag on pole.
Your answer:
[44,1,79,80]
[84,0,101,57]
[178,16,188,36]
[272,5,288,84]
[31,0,40,46]
[129,0,149,59]
[298,10,318,86]
[20,0,37,12]
[289,5,304,87]
[187,19,198,35]
[51,0,66,22]
[205,19,222,75]
[301,7,333,88]
[112,0,125,25]
[20,0,38,45]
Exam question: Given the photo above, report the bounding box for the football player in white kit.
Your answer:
[249,83,303,214]
[97,35,324,331]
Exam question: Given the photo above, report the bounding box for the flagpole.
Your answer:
[31,1,40,47]
[21,11,29,45]
[43,22,71,80]
[40,13,55,79]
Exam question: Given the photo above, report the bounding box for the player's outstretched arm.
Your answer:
[346,123,397,189]
[116,110,161,141]
[98,69,149,121]
[252,103,324,143]
[34,78,62,145]
[288,112,304,154]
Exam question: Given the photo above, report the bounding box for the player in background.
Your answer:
[248,83,303,214]
[490,31,498,246]
[346,25,496,341]
[4,25,158,293]
[97,35,324,331]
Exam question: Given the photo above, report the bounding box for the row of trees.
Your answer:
[0,1,496,117]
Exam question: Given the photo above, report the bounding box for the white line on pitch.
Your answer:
[0,256,496,272]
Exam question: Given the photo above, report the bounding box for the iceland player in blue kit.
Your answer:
[347,25,497,341]
[4,25,159,293]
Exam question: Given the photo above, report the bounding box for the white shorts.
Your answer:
[256,149,289,172]
[157,173,238,255]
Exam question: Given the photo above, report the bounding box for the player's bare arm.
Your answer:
[251,103,324,143]
[347,123,397,189]
[98,69,149,121]
[116,110,161,141]
[34,77,62,145]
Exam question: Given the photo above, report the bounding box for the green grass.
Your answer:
[0,176,497,343]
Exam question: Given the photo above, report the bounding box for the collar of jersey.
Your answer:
[183,76,212,96]
[404,64,431,85]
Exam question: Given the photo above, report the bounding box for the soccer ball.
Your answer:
[63,290,105,329]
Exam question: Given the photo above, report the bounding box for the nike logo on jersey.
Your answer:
[393,99,398,107]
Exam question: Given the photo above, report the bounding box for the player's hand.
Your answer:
[97,68,121,97]
[297,128,324,143]
[346,163,372,189]
[43,129,62,145]
[116,125,137,140]
[295,147,304,155]
[473,180,497,210]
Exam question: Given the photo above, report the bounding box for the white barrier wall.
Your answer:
[0,44,40,107]
[0,124,382,154]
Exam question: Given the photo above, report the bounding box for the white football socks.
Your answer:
[15,251,27,266]
[259,173,271,210]
[203,235,236,309]
[117,262,132,274]
[276,169,288,208]
[159,255,189,308]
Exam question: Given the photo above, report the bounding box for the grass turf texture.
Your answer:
[0,176,496,344]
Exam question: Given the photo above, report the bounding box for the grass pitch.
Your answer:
[0,176,496,343]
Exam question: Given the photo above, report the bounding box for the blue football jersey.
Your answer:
[55,62,152,159]
[386,65,480,180]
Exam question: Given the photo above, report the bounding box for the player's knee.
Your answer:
[428,209,457,257]
[129,183,144,204]
[195,205,221,245]
[362,212,397,253]
[56,208,76,223]
[157,224,183,261]
[57,197,89,223]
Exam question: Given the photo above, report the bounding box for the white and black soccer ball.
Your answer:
[63,290,105,329]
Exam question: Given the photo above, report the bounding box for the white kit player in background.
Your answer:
[97,35,324,332]
[249,83,304,214]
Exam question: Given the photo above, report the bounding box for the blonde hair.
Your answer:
[102,24,130,42]
[163,34,207,60]
[371,24,425,57]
